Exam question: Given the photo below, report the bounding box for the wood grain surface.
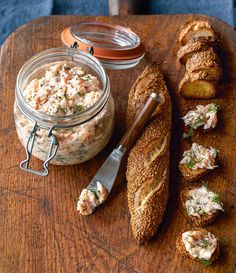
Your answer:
[0,14,235,273]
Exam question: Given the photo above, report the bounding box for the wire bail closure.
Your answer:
[20,123,59,176]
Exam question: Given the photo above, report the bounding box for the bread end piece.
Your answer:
[179,71,217,99]
[176,228,220,265]
[180,187,221,226]
[179,20,217,45]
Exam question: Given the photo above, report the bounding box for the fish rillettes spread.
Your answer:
[15,63,114,165]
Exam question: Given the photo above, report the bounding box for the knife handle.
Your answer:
[119,92,161,152]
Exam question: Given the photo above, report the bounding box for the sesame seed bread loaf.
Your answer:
[126,63,171,244]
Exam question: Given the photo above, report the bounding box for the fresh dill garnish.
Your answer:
[220,237,230,246]
[185,159,196,169]
[199,238,209,248]
[90,189,99,200]
[201,259,211,266]
[74,104,84,113]
[208,104,219,113]
[201,180,208,188]
[82,75,92,81]
[182,127,194,139]
[212,193,221,204]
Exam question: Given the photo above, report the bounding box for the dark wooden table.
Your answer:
[0,15,235,273]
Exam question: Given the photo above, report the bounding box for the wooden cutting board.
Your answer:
[0,14,235,273]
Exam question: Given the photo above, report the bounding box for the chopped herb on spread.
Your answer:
[82,75,92,81]
[220,237,230,246]
[208,104,219,113]
[201,259,211,266]
[74,104,84,113]
[183,127,194,139]
[212,193,221,204]
[186,159,196,169]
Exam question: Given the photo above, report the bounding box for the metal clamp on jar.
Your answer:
[14,22,145,176]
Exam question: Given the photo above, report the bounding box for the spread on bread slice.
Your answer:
[179,20,217,46]
[126,63,171,244]
[181,184,224,226]
[179,143,218,182]
[176,228,220,265]
[182,104,219,138]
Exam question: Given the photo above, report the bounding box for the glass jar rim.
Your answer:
[15,47,110,128]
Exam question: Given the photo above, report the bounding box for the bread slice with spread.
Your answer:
[180,184,224,226]
[176,228,220,265]
[182,103,219,139]
[179,143,218,182]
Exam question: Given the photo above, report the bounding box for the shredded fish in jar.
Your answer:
[22,64,102,115]
[15,62,114,165]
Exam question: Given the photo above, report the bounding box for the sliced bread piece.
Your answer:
[176,228,220,265]
[179,71,217,99]
[182,104,219,134]
[179,143,218,182]
[190,36,219,49]
[180,185,223,226]
[186,49,222,81]
[179,20,217,45]
[177,40,210,64]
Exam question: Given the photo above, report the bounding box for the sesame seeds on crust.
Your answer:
[126,64,171,243]
[179,20,216,45]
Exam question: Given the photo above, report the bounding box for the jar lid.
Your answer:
[61,22,145,69]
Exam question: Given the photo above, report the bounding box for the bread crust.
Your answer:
[186,49,222,81]
[179,20,217,45]
[179,163,210,182]
[180,186,222,226]
[177,40,210,64]
[179,71,217,99]
[176,228,220,264]
[126,63,171,243]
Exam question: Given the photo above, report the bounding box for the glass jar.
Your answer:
[14,48,114,175]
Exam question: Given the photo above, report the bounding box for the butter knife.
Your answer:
[77,92,161,215]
